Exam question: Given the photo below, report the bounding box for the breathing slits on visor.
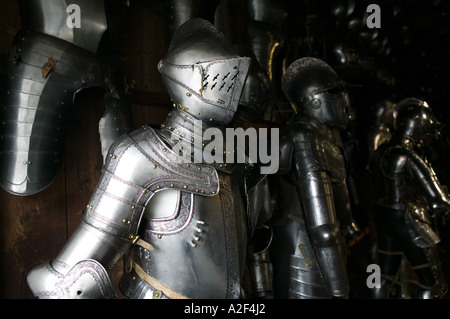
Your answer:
[158,57,251,110]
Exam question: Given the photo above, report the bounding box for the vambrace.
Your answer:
[245,226,274,298]
[296,170,349,297]
[308,223,348,297]
[401,146,450,213]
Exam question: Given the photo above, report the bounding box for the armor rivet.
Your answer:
[163,149,167,152]
[219,164,223,168]
[184,185,187,189]
[168,126,172,130]
[183,120,186,123]
[209,170,212,173]
[157,235,162,239]
[209,118,213,121]
[153,291,162,299]
[154,140,158,144]
[191,138,194,142]
[197,112,200,115]
[176,131,179,135]
[142,190,147,194]
[195,189,199,192]
[212,191,216,194]
[186,93,191,97]
[170,184,174,188]
[131,205,136,210]
[197,167,201,171]
[186,164,190,167]
[128,220,131,224]
[172,103,176,108]
[123,219,127,223]
[153,165,157,169]
[156,185,160,189]
[201,190,205,194]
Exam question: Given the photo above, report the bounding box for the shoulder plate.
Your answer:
[279,119,346,182]
[84,125,219,238]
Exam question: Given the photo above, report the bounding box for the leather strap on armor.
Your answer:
[133,263,188,299]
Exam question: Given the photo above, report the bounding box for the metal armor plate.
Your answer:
[27,259,116,299]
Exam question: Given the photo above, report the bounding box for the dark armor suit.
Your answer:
[27,18,272,299]
[0,0,134,196]
[270,57,358,298]
[371,98,450,299]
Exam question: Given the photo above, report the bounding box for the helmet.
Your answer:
[394,97,441,146]
[234,44,272,123]
[281,57,351,129]
[158,18,251,124]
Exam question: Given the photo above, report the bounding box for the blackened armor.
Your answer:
[370,98,450,299]
[270,57,358,298]
[0,0,134,196]
[27,18,273,299]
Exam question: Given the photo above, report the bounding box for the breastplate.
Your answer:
[111,127,249,298]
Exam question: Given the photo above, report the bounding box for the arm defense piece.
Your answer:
[296,169,349,297]
[246,226,274,298]
[27,259,116,299]
[19,0,107,53]
[0,28,133,195]
[28,125,220,297]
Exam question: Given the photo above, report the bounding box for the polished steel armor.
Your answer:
[269,57,357,298]
[370,98,450,299]
[0,0,134,196]
[27,18,273,299]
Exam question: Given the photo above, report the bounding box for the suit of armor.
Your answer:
[370,98,449,299]
[0,0,134,196]
[27,18,274,299]
[270,57,358,298]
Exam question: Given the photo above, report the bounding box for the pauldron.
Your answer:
[278,118,346,183]
[84,125,220,239]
